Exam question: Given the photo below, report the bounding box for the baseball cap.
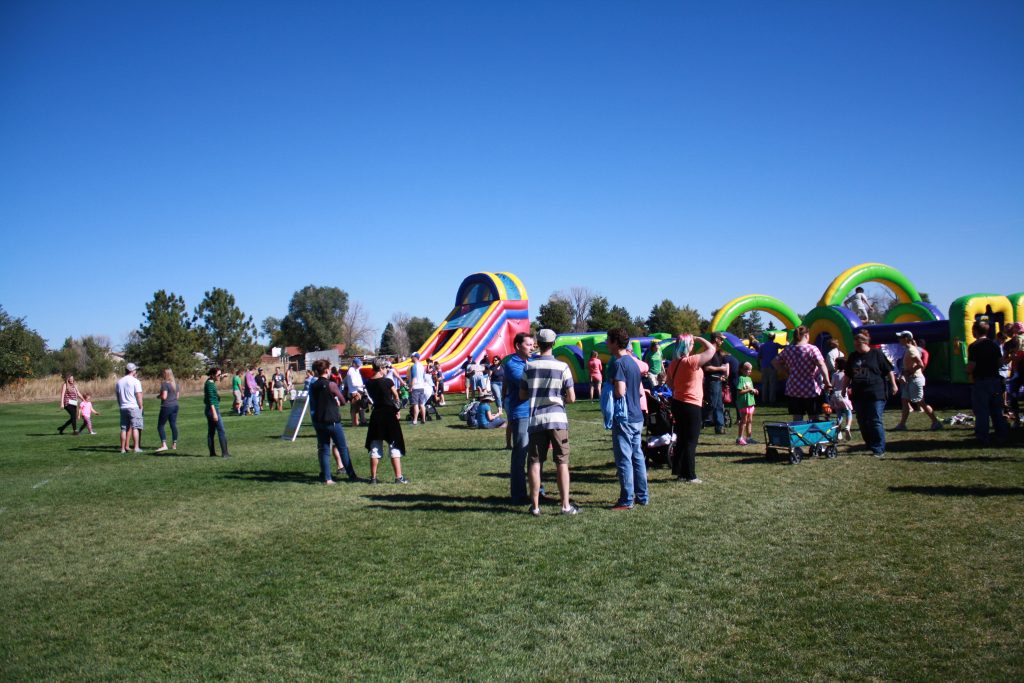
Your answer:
[411,352,420,358]
[897,330,914,340]
[125,362,138,372]
[537,328,557,344]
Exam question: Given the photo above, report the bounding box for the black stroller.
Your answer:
[643,393,676,468]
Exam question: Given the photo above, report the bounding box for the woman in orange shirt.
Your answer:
[665,335,718,484]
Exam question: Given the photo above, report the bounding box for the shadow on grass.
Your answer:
[267,434,316,439]
[419,446,497,453]
[362,492,519,514]
[899,455,1017,464]
[728,456,781,465]
[68,445,131,454]
[222,470,320,485]
[888,485,1024,497]
[884,438,989,453]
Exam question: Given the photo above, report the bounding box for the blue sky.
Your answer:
[2,1,1022,349]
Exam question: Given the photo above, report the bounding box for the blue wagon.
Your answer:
[763,420,840,464]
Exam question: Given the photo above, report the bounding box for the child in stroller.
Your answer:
[643,392,677,468]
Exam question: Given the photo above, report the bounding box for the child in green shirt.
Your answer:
[736,362,758,445]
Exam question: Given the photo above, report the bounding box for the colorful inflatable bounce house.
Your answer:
[390,272,529,392]
[549,263,1021,407]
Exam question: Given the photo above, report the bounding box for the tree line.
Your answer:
[0,285,440,387]
[533,287,770,339]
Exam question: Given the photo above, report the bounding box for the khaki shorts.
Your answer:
[273,387,285,400]
[527,429,570,466]
[904,376,925,403]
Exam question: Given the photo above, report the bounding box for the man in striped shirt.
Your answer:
[519,328,578,516]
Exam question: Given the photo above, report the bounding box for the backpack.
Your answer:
[466,407,480,428]
[459,401,479,422]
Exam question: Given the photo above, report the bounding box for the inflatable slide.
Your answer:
[390,272,530,392]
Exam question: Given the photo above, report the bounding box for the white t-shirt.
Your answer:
[826,347,843,372]
[846,292,870,314]
[115,374,143,409]
[409,361,427,390]
[344,366,365,394]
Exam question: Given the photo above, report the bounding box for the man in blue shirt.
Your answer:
[607,327,649,510]
[503,332,535,504]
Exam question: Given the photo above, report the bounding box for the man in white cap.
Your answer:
[519,328,578,516]
[116,363,145,453]
[892,330,942,431]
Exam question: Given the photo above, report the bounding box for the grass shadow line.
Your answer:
[222,470,321,485]
[884,438,991,453]
[899,455,1017,464]
[888,485,1024,497]
[361,492,522,514]
[418,447,494,453]
[68,445,130,453]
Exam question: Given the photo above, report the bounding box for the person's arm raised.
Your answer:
[692,338,718,366]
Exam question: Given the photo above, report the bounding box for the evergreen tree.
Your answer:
[646,299,702,336]
[194,288,261,369]
[379,322,397,355]
[123,291,202,377]
[406,317,436,353]
[536,296,573,333]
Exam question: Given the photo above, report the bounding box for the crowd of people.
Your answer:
[53,318,1022,512]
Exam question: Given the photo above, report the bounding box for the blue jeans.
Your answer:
[612,419,649,506]
[972,377,1009,443]
[480,416,506,429]
[313,421,356,481]
[854,398,886,455]
[242,392,261,415]
[600,381,614,429]
[490,382,503,411]
[157,405,179,443]
[707,379,725,430]
[205,407,228,456]
[510,417,529,502]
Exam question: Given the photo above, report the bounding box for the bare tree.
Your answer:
[564,286,597,333]
[388,312,411,357]
[866,285,899,323]
[341,300,376,354]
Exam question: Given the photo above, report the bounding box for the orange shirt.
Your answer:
[668,356,704,406]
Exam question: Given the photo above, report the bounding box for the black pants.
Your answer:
[671,399,702,480]
[59,404,78,434]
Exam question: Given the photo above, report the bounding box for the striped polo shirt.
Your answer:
[520,354,574,433]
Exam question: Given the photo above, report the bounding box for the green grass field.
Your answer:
[1,396,1022,681]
